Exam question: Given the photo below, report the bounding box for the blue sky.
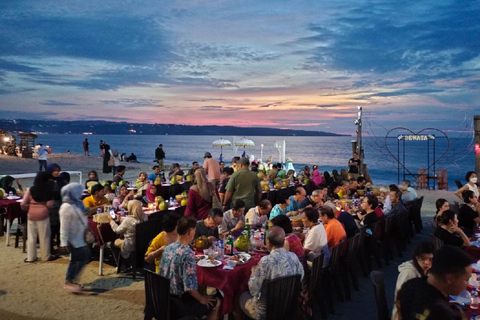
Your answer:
[0,0,479,135]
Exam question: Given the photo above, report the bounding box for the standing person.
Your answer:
[111,149,121,177]
[37,143,48,171]
[21,172,56,262]
[455,171,480,201]
[155,144,166,170]
[185,169,220,220]
[99,140,105,157]
[348,152,361,179]
[391,241,434,320]
[203,152,221,188]
[47,163,67,252]
[159,216,222,320]
[103,144,112,174]
[59,183,90,293]
[82,138,89,156]
[223,157,262,212]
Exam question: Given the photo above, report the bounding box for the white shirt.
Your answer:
[245,206,267,229]
[304,223,328,262]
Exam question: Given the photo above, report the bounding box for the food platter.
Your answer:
[226,252,251,265]
[197,256,222,267]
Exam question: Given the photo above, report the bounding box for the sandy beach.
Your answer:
[0,153,461,319]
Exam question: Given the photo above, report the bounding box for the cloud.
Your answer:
[259,102,282,108]
[316,104,339,108]
[100,98,164,107]
[40,100,80,106]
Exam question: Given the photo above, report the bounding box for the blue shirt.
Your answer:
[148,173,159,182]
[269,204,286,219]
[159,242,198,295]
[285,195,302,212]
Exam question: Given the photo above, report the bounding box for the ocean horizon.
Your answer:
[30,134,476,190]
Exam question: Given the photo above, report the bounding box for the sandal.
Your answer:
[46,255,59,261]
[24,258,37,263]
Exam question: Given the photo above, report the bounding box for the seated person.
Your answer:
[0,175,24,196]
[103,184,115,203]
[148,165,161,183]
[113,165,127,186]
[402,180,418,199]
[270,214,306,267]
[356,194,379,229]
[398,246,473,320]
[337,180,350,198]
[319,206,346,249]
[433,198,449,227]
[330,182,341,200]
[379,186,391,214]
[126,153,137,162]
[188,161,199,176]
[399,183,417,204]
[83,183,110,215]
[142,184,156,205]
[159,216,221,320]
[108,200,147,259]
[245,200,272,229]
[458,190,480,236]
[299,189,323,210]
[301,207,329,266]
[194,208,223,242]
[218,199,245,238]
[269,195,290,219]
[134,171,149,199]
[325,203,357,239]
[112,185,135,210]
[356,176,368,190]
[168,163,184,179]
[84,170,99,190]
[348,179,358,195]
[144,212,180,272]
[285,187,306,216]
[433,210,470,247]
[239,226,304,320]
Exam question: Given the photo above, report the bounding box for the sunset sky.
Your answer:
[0,0,479,135]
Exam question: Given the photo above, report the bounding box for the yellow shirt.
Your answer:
[145,231,167,273]
[83,195,109,209]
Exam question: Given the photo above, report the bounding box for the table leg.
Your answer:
[99,245,104,276]
[6,219,11,246]
[0,214,4,237]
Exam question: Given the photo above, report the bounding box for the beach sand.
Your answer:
[0,154,461,319]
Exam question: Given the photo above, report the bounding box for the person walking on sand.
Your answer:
[155,144,165,170]
[99,140,105,157]
[59,183,90,293]
[37,144,48,171]
[82,138,89,156]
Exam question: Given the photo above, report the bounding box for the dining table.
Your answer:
[196,252,264,316]
[0,197,27,246]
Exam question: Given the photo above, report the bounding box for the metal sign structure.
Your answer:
[384,128,449,189]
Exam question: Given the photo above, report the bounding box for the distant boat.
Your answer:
[82,132,93,135]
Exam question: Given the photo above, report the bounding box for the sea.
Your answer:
[35,134,476,190]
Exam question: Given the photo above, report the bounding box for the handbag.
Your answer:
[212,193,222,209]
[73,205,96,245]
[107,155,115,167]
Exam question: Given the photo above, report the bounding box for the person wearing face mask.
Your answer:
[455,171,479,201]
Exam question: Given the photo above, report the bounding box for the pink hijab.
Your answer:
[145,184,156,203]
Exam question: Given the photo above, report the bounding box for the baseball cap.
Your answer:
[204,152,212,158]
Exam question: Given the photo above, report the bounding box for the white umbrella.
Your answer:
[212,138,232,161]
[235,137,255,157]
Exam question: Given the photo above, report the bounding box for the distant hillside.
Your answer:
[0,119,348,137]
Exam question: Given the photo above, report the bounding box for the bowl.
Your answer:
[227,260,237,268]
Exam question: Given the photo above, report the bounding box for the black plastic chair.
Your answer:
[14,214,27,253]
[264,274,302,320]
[308,253,327,319]
[370,271,389,320]
[431,234,444,251]
[144,270,197,320]
[132,219,164,280]
[412,196,424,233]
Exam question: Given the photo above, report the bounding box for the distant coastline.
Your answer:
[0,119,348,137]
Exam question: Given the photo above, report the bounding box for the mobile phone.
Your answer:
[109,209,116,219]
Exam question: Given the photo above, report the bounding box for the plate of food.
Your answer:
[197,257,221,267]
[227,252,251,265]
[254,246,269,254]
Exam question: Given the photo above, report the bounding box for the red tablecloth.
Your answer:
[88,218,118,247]
[0,198,27,221]
[196,253,263,315]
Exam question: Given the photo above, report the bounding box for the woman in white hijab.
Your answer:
[59,183,90,293]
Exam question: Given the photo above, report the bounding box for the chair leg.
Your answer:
[22,223,27,253]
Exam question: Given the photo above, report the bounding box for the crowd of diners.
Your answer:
[3,155,480,320]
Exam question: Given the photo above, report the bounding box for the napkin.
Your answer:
[223,265,234,270]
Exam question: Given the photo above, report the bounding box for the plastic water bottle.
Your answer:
[97,207,102,214]
[121,208,125,217]
[217,240,224,260]
[472,291,479,309]
[8,191,13,198]
[169,196,174,207]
